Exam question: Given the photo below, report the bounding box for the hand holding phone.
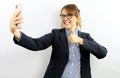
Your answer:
[10,4,23,39]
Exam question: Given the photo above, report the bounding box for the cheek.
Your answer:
[61,20,64,25]
[70,19,76,25]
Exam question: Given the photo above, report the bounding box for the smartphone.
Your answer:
[15,4,23,28]
[15,4,22,12]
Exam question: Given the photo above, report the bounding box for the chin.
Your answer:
[64,28,70,30]
[63,25,71,29]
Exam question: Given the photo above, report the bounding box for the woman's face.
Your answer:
[61,9,78,30]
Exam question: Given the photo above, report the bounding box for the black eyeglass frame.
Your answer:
[59,14,73,19]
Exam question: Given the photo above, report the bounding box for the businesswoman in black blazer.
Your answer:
[10,4,107,78]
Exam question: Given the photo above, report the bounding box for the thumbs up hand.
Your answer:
[68,29,84,45]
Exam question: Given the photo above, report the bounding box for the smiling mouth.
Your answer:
[63,21,71,25]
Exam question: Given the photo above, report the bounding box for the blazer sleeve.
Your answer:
[13,30,54,51]
[81,33,107,59]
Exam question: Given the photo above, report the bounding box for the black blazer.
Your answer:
[13,28,107,78]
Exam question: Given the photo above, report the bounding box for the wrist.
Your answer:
[78,37,83,45]
[14,31,21,40]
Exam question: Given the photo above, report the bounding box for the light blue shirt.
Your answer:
[61,29,81,78]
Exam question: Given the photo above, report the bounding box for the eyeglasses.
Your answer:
[59,14,73,19]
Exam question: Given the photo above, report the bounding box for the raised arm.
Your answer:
[10,4,23,40]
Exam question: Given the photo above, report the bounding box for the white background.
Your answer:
[0,0,120,78]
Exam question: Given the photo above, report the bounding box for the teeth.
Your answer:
[65,22,69,24]
[64,21,70,25]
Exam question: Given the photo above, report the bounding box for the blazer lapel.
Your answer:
[78,30,82,37]
[78,30,83,48]
[60,28,69,59]
[78,30,85,63]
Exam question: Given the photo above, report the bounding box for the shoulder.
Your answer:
[78,31,94,40]
[79,31,90,36]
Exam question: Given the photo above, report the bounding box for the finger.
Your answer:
[13,9,22,18]
[70,29,74,34]
[68,36,71,42]
[12,17,23,21]
[68,36,74,44]
[10,18,23,26]
[17,10,22,18]
[13,20,23,25]
[17,24,22,29]
[70,28,75,34]
[70,39,74,44]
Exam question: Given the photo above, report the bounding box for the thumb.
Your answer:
[70,29,75,34]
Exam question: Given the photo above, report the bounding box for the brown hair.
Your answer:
[61,4,82,29]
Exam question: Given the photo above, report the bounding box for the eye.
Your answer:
[60,14,64,17]
[67,14,73,17]
[59,14,73,19]
[66,14,73,19]
[59,14,65,18]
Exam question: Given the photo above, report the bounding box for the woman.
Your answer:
[10,4,107,78]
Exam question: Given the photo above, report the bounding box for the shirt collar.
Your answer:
[65,28,78,36]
